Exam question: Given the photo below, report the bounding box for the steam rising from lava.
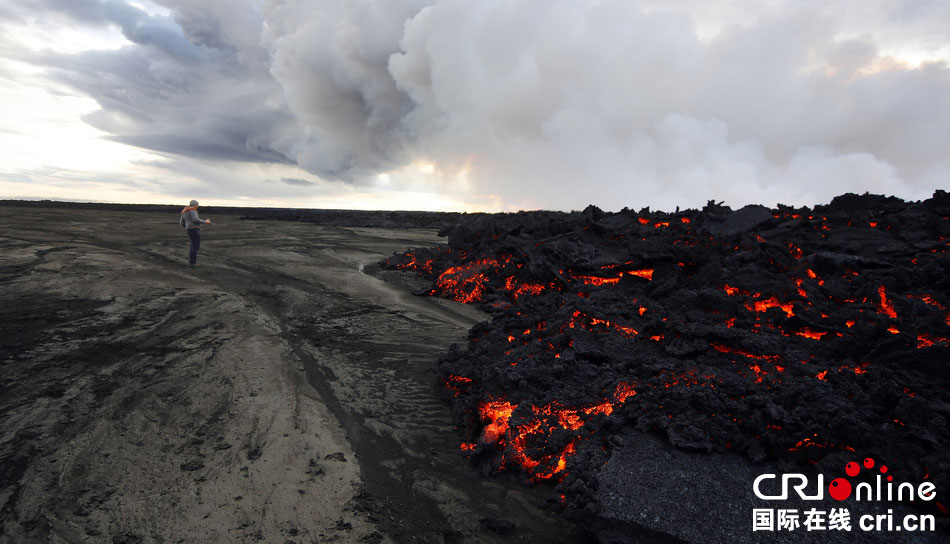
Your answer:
[264,0,950,209]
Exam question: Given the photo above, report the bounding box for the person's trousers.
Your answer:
[187,228,200,265]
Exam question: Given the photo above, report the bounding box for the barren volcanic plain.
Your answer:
[0,205,581,543]
[2,198,948,544]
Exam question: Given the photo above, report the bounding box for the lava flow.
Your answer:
[384,191,950,514]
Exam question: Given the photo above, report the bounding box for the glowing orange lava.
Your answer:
[795,329,826,341]
[479,400,515,443]
[746,297,795,317]
[878,285,898,319]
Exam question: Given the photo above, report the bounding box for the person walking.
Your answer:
[180,199,211,266]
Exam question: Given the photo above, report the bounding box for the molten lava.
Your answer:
[384,191,950,506]
[878,285,898,319]
[479,400,515,444]
[746,296,796,317]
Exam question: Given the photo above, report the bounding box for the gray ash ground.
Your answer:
[383,192,950,542]
[4,198,948,543]
[0,205,583,543]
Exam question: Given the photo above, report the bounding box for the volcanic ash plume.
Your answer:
[258,0,947,209]
[31,0,950,209]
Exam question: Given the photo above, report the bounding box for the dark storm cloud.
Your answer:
[42,44,298,165]
[6,0,950,210]
[280,177,316,187]
[111,133,291,164]
[10,0,201,61]
[6,0,299,168]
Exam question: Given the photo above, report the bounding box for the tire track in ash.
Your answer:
[202,224,582,543]
[16,216,584,542]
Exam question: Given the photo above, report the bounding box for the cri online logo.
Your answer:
[754,457,937,502]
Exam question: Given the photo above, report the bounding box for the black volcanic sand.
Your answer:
[0,206,584,543]
[1,199,466,230]
[383,192,950,543]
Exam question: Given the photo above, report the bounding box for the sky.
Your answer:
[0,0,948,212]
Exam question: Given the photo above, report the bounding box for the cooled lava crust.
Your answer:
[382,192,950,520]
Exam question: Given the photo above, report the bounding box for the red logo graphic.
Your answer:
[828,457,895,501]
[829,478,852,501]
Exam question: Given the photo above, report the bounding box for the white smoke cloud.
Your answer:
[263,0,429,179]
[3,0,949,210]
[256,0,948,210]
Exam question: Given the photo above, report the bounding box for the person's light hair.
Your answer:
[190,200,199,206]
